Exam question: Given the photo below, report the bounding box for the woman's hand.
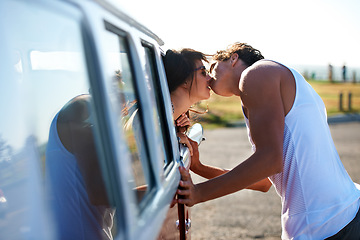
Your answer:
[176,112,190,128]
[177,132,193,156]
[188,138,201,172]
[176,112,190,134]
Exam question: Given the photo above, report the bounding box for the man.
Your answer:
[177,43,360,239]
[46,95,114,240]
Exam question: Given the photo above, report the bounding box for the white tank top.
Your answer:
[243,61,360,239]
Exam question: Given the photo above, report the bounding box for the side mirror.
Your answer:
[187,123,205,145]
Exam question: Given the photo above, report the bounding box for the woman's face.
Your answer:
[189,60,212,102]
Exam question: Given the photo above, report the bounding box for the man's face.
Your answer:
[209,60,233,97]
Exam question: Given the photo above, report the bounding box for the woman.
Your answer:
[163,48,212,154]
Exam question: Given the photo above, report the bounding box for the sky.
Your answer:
[117,0,360,68]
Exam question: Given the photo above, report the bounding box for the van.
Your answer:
[0,0,201,239]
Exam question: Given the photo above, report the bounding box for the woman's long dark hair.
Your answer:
[163,48,208,93]
[163,48,208,133]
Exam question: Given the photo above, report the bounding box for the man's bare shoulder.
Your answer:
[239,60,283,94]
[242,60,283,79]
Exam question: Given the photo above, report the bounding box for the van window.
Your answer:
[142,42,172,167]
[0,3,115,240]
[104,23,153,205]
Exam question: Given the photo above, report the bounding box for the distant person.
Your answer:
[353,71,357,83]
[342,63,347,82]
[176,43,360,239]
[311,72,316,80]
[328,63,333,82]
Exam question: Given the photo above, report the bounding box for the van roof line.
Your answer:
[94,0,165,46]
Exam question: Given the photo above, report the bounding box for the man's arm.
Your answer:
[189,138,271,192]
[178,63,284,206]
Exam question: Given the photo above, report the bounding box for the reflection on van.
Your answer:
[0,189,8,218]
[46,95,115,239]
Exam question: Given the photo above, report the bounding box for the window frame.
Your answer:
[140,41,175,170]
[103,21,158,209]
[72,2,185,239]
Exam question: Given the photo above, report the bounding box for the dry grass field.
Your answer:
[192,81,360,129]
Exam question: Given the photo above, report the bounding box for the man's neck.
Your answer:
[233,65,248,96]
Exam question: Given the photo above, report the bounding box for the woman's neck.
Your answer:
[171,89,193,119]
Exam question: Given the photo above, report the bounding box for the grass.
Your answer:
[191,80,360,129]
[308,80,360,115]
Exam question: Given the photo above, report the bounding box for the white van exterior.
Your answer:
[0,0,196,239]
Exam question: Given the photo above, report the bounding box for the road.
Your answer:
[191,122,360,240]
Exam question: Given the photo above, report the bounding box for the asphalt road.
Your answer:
[191,122,360,240]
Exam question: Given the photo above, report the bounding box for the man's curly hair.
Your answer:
[213,42,264,66]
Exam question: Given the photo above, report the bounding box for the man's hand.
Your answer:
[176,166,198,207]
